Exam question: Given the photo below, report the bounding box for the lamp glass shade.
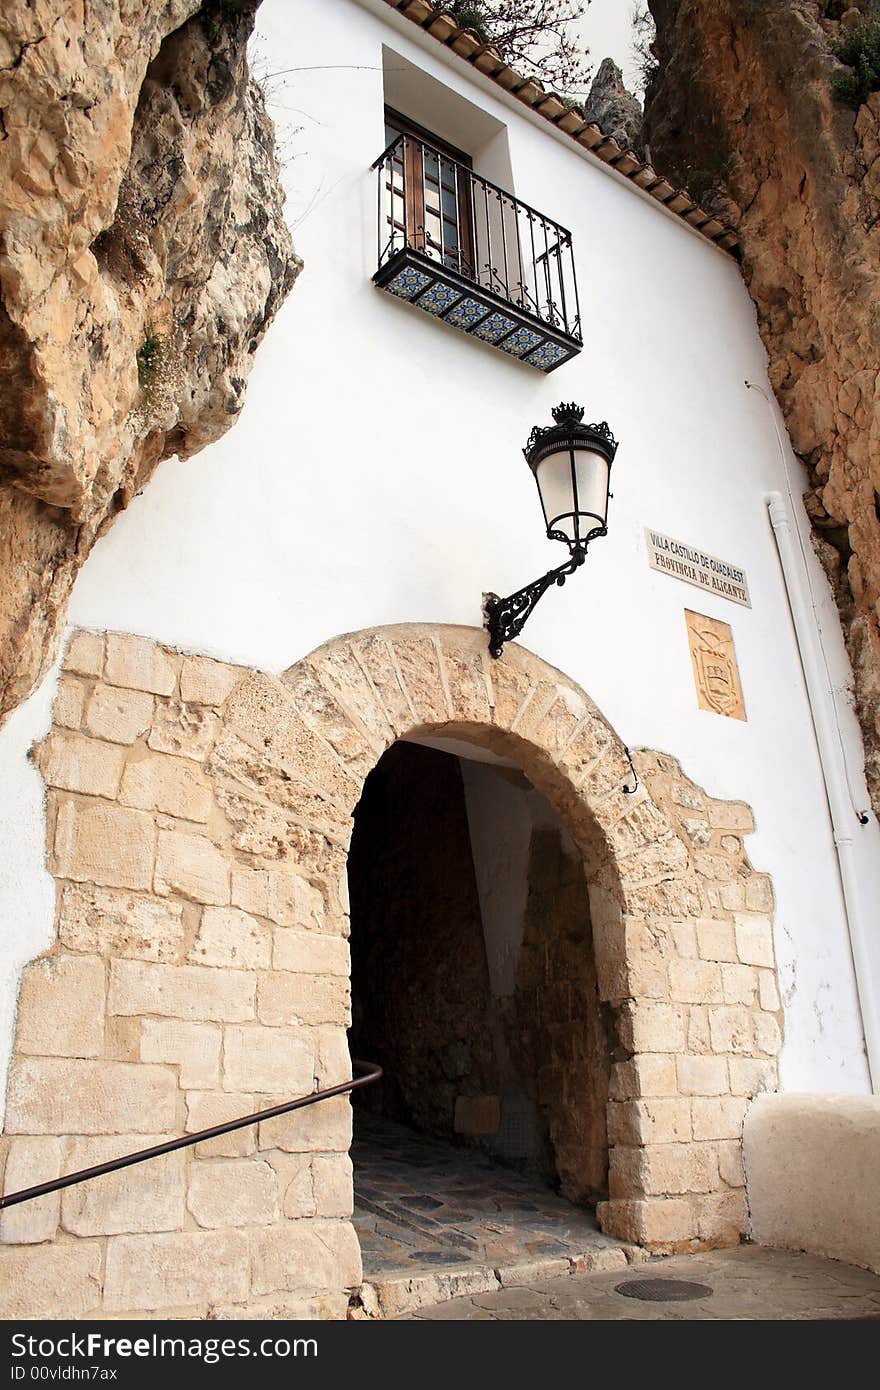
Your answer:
[534,445,610,545]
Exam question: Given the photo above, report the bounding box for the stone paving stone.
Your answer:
[405,1245,880,1320]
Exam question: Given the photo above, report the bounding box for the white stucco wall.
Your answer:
[1,0,878,1112]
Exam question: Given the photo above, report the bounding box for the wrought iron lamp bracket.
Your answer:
[483,545,587,659]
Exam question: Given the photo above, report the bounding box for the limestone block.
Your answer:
[258,1095,352,1154]
[256,972,350,1027]
[5,1059,177,1135]
[250,1218,362,1295]
[188,907,271,971]
[734,913,775,967]
[728,1057,778,1096]
[695,919,739,963]
[610,1054,678,1100]
[744,1093,880,1273]
[59,883,184,962]
[668,957,723,1004]
[60,1135,185,1235]
[708,1005,753,1054]
[105,635,176,696]
[154,829,229,905]
[120,752,213,822]
[758,969,780,1012]
[16,954,105,1058]
[687,1006,712,1054]
[754,1012,783,1057]
[85,685,154,744]
[641,1142,721,1196]
[38,732,125,798]
[719,880,746,911]
[607,1097,691,1146]
[312,1154,353,1218]
[706,799,755,833]
[180,656,241,707]
[54,677,86,730]
[213,1292,348,1320]
[187,1158,279,1228]
[721,963,758,1005]
[109,960,255,1023]
[149,702,218,761]
[0,1138,62,1245]
[691,1096,748,1141]
[441,647,492,725]
[745,875,774,912]
[185,1090,257,1158]
[282,663,376,780]
[272,930,349,976]
[53,799,155,890]
[0,1243,102,1319]
[675,1054,729,1096]
[627,951,668,999]
[718,1139,746,1187]
[268,1152,316,1218]
[313,1026,353,1088]
[141,1018,222,1087]
[303,646,393,754]
[599,1195,694,1247]
[223,1025,314,1094]
[454,1095,501,1136]
[103,1229,249,1312]
[349,637,414,736]
[64,631,105,678]
[625,1002,687,1054]
[386,637,449,724]
[693,1189,748,1244]
[670,921,698,958]
[232,866,326,930]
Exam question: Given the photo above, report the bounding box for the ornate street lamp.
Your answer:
[483,403,619,658]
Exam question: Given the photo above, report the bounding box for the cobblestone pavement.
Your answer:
[352,1111,634,1283]
[405,1244,880,1320]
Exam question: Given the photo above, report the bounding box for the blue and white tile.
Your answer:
[416,281,464,316]
[525,341,570,371]
[445,297,491,330]
[472,312,518,343]
[499,326,544,358]
[386,266,434,300]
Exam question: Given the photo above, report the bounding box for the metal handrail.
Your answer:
[0,1059,382,1210]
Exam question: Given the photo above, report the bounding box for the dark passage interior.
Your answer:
[347,738,612,1236]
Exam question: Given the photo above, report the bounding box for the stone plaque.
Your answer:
[685,610,746,721]
[646,529,751,607]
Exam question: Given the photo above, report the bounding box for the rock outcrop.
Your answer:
[644,0,880,816]
[0,1,299,722]
[582,58,643,151]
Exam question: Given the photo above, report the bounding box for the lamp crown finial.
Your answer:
[552,402,584,425]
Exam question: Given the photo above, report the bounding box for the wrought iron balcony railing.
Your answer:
[372,133,583,373]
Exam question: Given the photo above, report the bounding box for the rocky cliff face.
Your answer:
[644,0,880,817]
[583,57,643,151]
[0,0,298,721]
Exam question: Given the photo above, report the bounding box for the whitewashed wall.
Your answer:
[1,0,877,1118]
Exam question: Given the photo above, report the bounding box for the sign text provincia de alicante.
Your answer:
[645,528,751,608]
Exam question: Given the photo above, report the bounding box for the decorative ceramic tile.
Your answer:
[445,297,491,330]
[472,312,518,343]
[417,281,464,316]
[499,326,544,358]
[525,341,570,371]
[386,266,433,300]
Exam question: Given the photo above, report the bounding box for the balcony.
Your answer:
[372,133,583,372]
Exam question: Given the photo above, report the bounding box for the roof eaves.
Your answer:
[380,0,741,258]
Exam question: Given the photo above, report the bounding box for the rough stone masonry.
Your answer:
[0,624,782,1318]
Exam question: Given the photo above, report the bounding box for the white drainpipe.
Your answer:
[766,489,880,1092]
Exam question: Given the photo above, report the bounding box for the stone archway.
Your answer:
[0,623,782,1318]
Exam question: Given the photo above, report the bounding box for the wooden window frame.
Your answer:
[384,106,476,280]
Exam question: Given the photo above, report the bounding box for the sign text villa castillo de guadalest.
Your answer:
[645,529,751,608]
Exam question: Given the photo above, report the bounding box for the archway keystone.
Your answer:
[0,624,782,1317]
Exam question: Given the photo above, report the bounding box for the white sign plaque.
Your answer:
[645,529,751,608]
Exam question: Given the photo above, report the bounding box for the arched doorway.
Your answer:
[345,733,618,1292]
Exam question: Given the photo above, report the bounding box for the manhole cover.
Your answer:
[615,1278,713,1303]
